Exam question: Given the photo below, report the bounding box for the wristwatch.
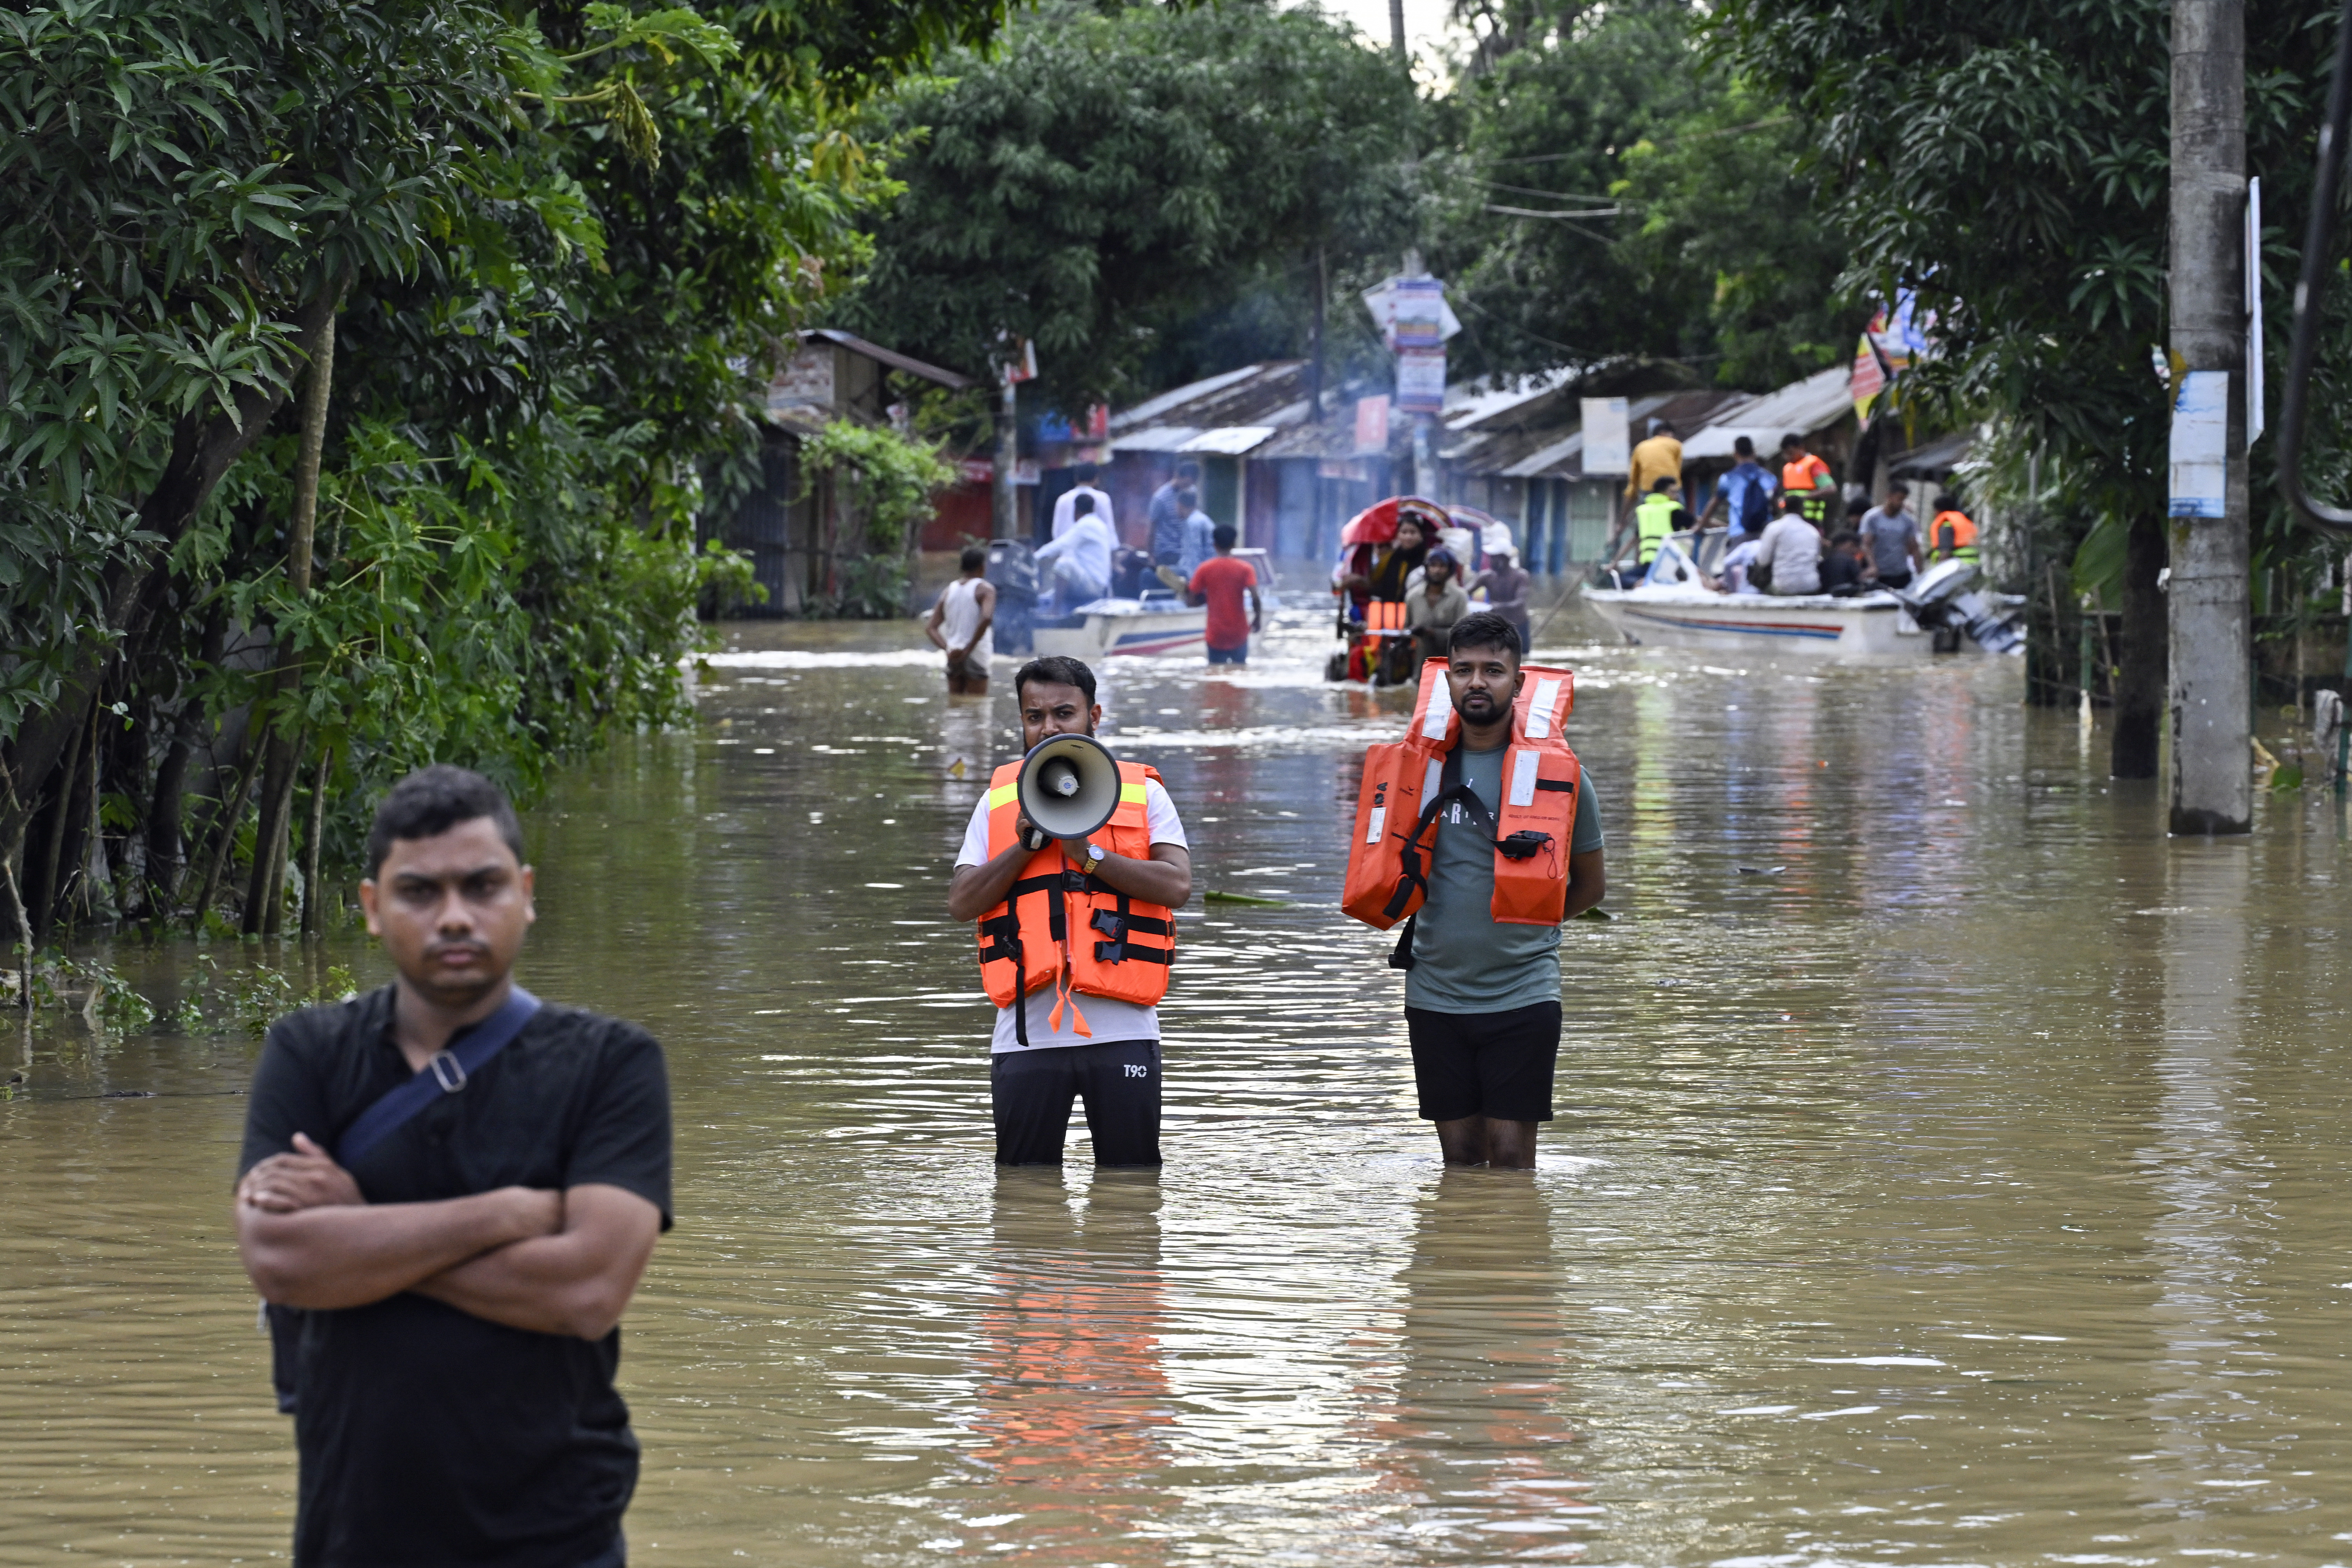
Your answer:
[1080,841,1107,876]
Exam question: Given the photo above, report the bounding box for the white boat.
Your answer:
[1582,539,2022,659]
[1030,548,1283,659]
[1032,596,1208,658]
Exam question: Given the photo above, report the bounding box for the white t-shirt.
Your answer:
[1036,514,1114,593]
[1052,485,1113,539]
[1759,515,1823,595]
[955,778,1188,1053]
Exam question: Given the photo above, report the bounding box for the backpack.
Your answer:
[1731,470,1772,535]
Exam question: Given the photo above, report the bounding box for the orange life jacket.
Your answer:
[1930,509,1979,560]
[975,759,1174,1042]
[1781,452,1832,493]
[1342,658,1581,941]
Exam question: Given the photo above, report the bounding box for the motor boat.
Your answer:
[1031,548,1282,659]
[1582,537,2023,658]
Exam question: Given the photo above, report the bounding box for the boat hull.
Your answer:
[1584,588,2007,658]
[1032,603,1208,658]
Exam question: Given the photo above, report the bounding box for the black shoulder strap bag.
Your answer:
[260,986,542,1414]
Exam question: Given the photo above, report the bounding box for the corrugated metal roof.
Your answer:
[1679,367,1850,458]
[1179,426,1277,455]
[1109,425,1203,454]
[801,328,974,389]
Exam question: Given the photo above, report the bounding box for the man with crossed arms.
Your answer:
[236,765,671,1568]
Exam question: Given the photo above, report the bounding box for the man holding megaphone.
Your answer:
[947,656,1193,1166]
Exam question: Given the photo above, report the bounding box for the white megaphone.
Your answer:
[1016,733,1122,847]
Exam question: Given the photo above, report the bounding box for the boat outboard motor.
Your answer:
[986,539,1039,653]
[1892,559,2023,654]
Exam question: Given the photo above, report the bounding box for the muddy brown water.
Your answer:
[6,610,2352,1566]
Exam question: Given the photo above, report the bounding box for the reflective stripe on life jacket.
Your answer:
[976,759,1174,1040]
[1931,509,1980,562]
[1634,493,1679,564]
[1343,659,1581,933]
[1782,453,1834,522]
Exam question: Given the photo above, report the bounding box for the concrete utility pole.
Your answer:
[993,374,1017,540]
[2167,0,2252,834]
[1389,0,1406,62]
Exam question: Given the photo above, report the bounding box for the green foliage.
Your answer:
[799,418,955,616]
[845,0,1419,407]
[1428,0,1850,387]
[0,0,1010,936]
[1712,0,2352,595]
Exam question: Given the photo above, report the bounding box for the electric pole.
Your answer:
[1390,0,1405,62]
[993,372,1017,541]
[2167,0,2252,834]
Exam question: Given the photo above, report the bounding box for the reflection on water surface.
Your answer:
[6,610,2352,1565]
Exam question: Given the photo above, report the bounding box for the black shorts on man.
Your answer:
[1407,1001,1562,1122]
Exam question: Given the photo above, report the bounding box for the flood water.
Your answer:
[7,604,2352,1566]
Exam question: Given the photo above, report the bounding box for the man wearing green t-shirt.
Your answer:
[1404,613,1607,1168]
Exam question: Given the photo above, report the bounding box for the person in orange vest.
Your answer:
[1778,432,1836,525]
[946,656,1193,1166]
[1353,614,1608,1168]
[1929,494,1980,565]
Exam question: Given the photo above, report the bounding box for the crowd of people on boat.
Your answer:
[1608,425,1979,600]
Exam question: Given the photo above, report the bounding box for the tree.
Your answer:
[1424,0,1850,388]
[1714,0,2348,776]
[844,0,1419,411]
[0,0,1008,944]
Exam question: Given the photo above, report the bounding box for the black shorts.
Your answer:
[991,1038,1161,1166]
[1206,640,1248,664]
[1405,1001,1562,1122]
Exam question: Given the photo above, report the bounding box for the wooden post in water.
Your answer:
[2166,0,2253,833]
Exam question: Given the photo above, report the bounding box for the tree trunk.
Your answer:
[28,700,91,944]
[0,289,340,867]
[2113,513,2170,777]
[1309,246,1326,423]
[185,739,261,936]
[244,290,340,936]
[300,750,330,938]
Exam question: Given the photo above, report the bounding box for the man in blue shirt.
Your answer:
[1403,614,1608,1168]
[1704,434,1777,536]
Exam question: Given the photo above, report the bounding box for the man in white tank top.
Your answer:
[925,544,996,694]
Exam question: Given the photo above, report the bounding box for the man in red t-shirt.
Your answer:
[1186,524,1263,665]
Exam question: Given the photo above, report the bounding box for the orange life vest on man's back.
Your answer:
[975,759,1174,1040]
[1342,659,1581,937]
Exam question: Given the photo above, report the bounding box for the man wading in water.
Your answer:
[1394,615,1606,1168]
[947,656,1192,1165]
[234,766,671,1567]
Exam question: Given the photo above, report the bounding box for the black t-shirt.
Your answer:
[1820,549,1863,591]
[238,986,673,1568]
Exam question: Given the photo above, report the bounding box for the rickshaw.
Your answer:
[1323,496,1509,685]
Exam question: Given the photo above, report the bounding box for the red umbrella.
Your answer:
[1339,495,1447,548]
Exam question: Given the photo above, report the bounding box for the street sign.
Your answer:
[1581,397,1630,475]
[1396,349,1446,414]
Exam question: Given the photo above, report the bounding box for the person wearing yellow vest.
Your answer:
[1929,496,1980,564]
[1777,432,1836,525]
[1632,478,1689,567]
[947,656,1193,1166]
[1344,614,1608,1168]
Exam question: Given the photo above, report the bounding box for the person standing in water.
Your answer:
[926,544,996,694]
[1389,614,1606,1168]
[946,656,1193,1166]
[234,766,671,1568]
